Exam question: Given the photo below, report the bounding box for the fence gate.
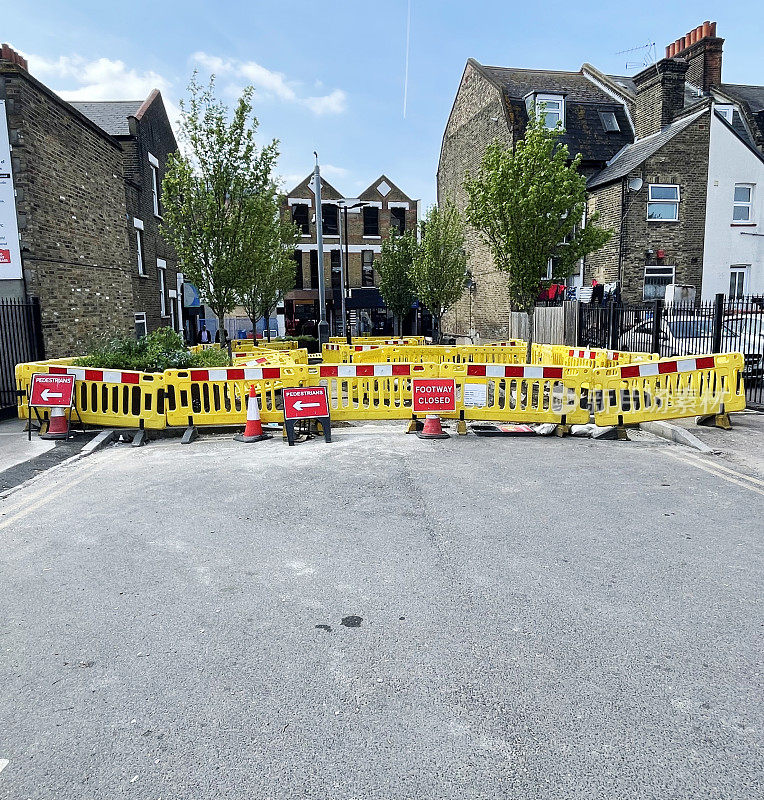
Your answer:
[0,296,45,417]
[578,295,764,409]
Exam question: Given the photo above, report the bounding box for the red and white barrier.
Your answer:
[318,364,427,378]
[48,366,140,384]
[619,356,715,378]
[466,365,564,379]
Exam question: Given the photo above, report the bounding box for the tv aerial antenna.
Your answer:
[616,41,657,71]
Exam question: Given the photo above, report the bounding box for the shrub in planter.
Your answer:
[74,327,231,372]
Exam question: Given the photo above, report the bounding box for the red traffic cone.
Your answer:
[234,386,271,442]
[41,407,70,440]
[416,414,449,440]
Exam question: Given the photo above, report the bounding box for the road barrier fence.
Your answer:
[15,346,746,431]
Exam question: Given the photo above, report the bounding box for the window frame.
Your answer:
[647,184,680,222]
[134,312,147,339]
[148,152,161,217]
[390,207,406,234]
[361,250,375,286]
[330,249,342,289]
[292,203,310,235]
[363,206,380,237]
[292,250,303,290]
[729,265,748,299]
[535,93,565,130]
[643,265,676,300]
[598,110,620,132]
[322,203,339,236]
[157,258,167,317]
[733,183,753,222]
[133,218,146,276]
[714,104,734,123]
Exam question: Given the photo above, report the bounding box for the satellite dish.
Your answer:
[628,177,644,192]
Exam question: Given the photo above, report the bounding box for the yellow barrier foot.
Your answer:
[616,425,629,440]
[696,413,732,430]
[181,426,198,445]
[456,419,467,436]
[406,416,420,434]
[555,424,571,437]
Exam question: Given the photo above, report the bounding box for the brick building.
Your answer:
[438,21,764,338]
[72,93,180,337]
[0,45,178,356]
[281,173,420,335]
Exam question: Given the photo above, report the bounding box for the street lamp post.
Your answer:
[338,199,369,345]
[313,153,329,348]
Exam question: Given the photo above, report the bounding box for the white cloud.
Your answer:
[27,53,171,101]
[24,52,180,133]
[191,51,347,116]
[321,164,349,181]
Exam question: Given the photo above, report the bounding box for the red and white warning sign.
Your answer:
[29,373,75,408]
[412,378,456,414]
[283,386,330,420]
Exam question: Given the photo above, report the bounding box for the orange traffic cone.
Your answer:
[41,407,70,440]
[416,414,449,440]
[234,386,271,442]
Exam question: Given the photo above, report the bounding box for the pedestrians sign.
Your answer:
[412,378,456,413]
[283,387,330,420]
[282,387,331,446]
[29,373,75,408]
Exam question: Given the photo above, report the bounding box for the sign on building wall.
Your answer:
[0,101,23,281]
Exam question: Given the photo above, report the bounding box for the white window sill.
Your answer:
[646,219,680,223]
[363,235,382,239]
[301,234,312,238]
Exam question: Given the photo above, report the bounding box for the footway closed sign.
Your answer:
[412,378,456,413]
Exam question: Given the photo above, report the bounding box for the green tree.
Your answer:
[376,230,418,335]
[161,75,278,346]
[236,188,300,341]
[410,202,467,343]
[464,112,611,361]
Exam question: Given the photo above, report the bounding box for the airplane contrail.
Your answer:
[403,0,411,118]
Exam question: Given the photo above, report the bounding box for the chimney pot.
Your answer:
[668,43,675,58]
[702,21,711,38]
[696,25,703,40]
[710,21,717,37]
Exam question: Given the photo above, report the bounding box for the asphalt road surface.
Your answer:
[1,424,762,799]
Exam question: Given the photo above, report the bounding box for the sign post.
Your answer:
[282,386,331,446]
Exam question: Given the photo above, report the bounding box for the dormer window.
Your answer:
[714,104,734,123]
[599,111,620,132]
[526,93,565,129]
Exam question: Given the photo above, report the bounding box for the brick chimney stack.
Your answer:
[664,21,723,92]
[0,43,29,71]
[632,57,690,139]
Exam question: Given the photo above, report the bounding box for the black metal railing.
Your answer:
[579,294,764,408]
[0,296,45,416]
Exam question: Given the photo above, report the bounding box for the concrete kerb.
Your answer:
[639,421,718,454]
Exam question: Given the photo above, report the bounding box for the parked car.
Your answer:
[619,316,764,380]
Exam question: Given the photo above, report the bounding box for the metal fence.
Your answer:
[579,294,764,408]
[0,296,45,417]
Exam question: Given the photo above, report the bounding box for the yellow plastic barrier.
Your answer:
[232,339,299,352]
[15,361,167,429]
[440,363,592,424]
[591,353,745,426]
[164,364,310,428]
[352,345,528,365]
[328,336,425,345]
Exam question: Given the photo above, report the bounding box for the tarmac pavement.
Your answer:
[0,423,761,799]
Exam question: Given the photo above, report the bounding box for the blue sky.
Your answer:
[6,1,762,207]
